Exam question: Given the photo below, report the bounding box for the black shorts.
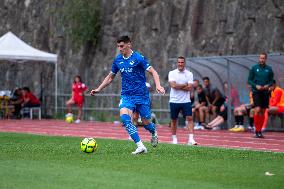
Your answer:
[252,91,270,109]
[213,97,226,108]
[217,106,228,121]
[170,102,192,119]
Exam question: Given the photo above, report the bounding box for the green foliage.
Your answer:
[1,133,284,189]
[61,0,101,48]
[92,111,117,122]
[52,111,66,119]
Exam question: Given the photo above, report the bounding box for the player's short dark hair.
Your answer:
[272,79,276,84]
[117,36,131,43]
[197,84,203,89]
[74,75,82,83]
[23,87,30,92]
[260,52,267,58]
[202,77,210,81]
[177,56,185,61]
[193,79,199,82]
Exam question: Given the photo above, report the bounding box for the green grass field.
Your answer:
[0,132,283,189]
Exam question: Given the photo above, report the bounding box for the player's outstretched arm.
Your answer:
[90,73,116,96]
[147,67,165,95]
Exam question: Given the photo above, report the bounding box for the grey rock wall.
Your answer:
[0,0,283,112]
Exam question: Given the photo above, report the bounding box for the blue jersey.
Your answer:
[111,51,151,96]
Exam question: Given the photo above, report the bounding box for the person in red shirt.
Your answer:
[22,87,40,107]
[66,75,88,123]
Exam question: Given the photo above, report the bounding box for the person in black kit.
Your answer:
[248,53,274,138]
[10,88,23,119]
[203,77,226,121]
[193,84,208,128]
[202,78,227,129]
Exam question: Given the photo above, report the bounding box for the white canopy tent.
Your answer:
[0,31,58,114]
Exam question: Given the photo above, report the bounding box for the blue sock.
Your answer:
[144,122,156,135]
[120,114,140,143]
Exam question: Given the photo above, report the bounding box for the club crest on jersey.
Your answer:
[129,60,135,65]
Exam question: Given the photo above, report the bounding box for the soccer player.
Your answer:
[205,102,227,129]
[230,88,254,132]
[90,36,165,154]
[262,80,284,129]
[168,56,197,145]
[267,80,284,114]
[202,77,219,120]
[194,84,208,129]
[248,53,274,138]
[203,77,226,130]
[66,75,88,124]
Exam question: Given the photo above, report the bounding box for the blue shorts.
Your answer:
[170,102,192,119]
[119,95,151,120]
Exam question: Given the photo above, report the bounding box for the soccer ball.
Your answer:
[65,114,74,123]
[80,138,98,153]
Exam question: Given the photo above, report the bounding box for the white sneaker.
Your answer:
[131,146,147,155]
[194,125,204,130]
[74,119,81,124]
[194,125,199,130]
[188,139,198,145]
[212,126,221,131]
[172,137,178,144]
[65,113,73,117]
[247,126,254,131]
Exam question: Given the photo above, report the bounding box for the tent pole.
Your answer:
[55,60,58,115]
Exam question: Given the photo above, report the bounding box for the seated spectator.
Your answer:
[205,103,227,129]
[10,88,24,119]
[230,89,254,132]
[203,77,226,129]
[193,84,208,130]
[22,87,41,108]
[267,80,284,114]
[262,80,284,130]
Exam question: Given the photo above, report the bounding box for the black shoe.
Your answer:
[254,132,260,138]
[254,132,264,138]
[258,132,264,138]
[204,124,212,130]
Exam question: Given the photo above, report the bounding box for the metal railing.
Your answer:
[55,93,171,123]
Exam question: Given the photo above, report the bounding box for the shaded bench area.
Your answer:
[268,113,284,131]
[169,53,284,131]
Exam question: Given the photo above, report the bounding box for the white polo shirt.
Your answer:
[168,68,193,103]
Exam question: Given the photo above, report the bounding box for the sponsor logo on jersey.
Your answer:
[120,68,133,73]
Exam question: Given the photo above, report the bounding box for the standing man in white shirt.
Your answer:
[168,56,197,145]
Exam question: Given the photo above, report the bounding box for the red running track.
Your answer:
[0,119,283,153]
